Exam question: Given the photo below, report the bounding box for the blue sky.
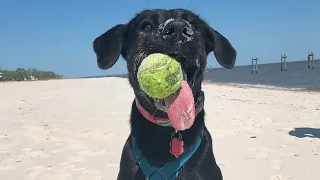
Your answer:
[1,0,319,78]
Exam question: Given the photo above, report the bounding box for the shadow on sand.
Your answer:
[288,127,320,139]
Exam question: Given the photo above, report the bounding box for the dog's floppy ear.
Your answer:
[93,24,127,70]
[205,26,237,69]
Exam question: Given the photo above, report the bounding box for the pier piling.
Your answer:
[251,57,258,74]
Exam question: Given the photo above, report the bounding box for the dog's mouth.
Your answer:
[153,53,200,111]
[167,53,200,88]
[135,52,201,131]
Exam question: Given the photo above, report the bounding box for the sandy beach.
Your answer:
[0,77,319,180]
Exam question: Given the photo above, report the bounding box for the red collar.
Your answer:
[135,98,173,127]
[135,86,203,127]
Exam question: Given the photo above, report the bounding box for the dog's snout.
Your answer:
[162,20,193,38]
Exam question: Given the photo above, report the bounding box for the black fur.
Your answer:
[93,9,237,180]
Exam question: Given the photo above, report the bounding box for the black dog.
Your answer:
[93,9,236,180]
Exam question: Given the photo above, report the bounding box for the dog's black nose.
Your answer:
[162,19,193,37]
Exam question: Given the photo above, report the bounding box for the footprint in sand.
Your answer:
[67,156,86,162]
[208,129,237,138]
[77,149,107,156]
[81,169,101,176]
[78,130,92,138]
[270,159,285,170]
[255,147,274,159]
[51,148,67,154]
[20,148,32,152]
[77,130,117,141]
[29,150,49,158]
[71,167,86,172]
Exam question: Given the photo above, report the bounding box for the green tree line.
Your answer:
[0,67,63,81]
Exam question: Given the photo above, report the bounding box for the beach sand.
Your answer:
[0,77,319,180]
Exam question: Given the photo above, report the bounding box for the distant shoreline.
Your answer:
[2,58,319,93]
[2,76,318,93]
[203,80,320,93]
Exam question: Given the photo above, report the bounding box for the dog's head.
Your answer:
[93,9,236,118]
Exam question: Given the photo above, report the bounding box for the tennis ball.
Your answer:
[137,53,183,99]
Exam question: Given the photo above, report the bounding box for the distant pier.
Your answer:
[249,51,316,73]
[308,51,315,69]
[251,57,258,74]
[281,53,287,71]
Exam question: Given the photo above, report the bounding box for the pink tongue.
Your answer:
[164,80,195,131]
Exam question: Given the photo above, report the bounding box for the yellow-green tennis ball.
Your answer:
[137,53,183,99]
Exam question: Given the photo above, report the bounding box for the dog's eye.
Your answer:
[142,22,153,32]
[189,20,198,29]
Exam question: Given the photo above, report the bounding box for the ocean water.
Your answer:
[92,59,320,91]
[203,60,320,90]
